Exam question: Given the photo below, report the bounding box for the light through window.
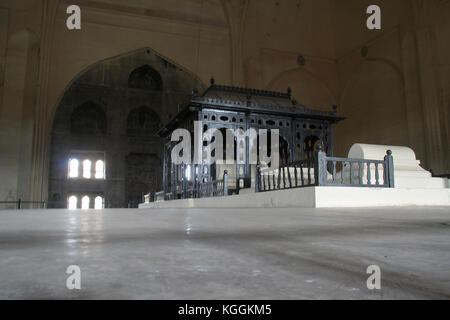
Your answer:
[186,164,191,181]
[95,160,104,179]
[95,196,103,210]
[69,159,79,178]
[81,196,90,209]
[83,160,91,179]
[68,155,104,180]
[68,196,77,210]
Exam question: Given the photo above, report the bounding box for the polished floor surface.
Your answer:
[0,207,449,299]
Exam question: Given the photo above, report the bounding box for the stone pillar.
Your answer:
[400,31,426,166]
[0,29,39,202]
[221,0,249,86]
[30,0,60,202]
[411,0,447,173]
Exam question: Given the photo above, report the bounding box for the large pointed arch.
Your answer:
[48,47,207,130]
[48,47,205,208]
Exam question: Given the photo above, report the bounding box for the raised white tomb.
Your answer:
[348,144,449,189]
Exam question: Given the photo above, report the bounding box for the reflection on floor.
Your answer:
[0,207,449,299]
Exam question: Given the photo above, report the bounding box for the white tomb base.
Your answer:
[139,186,450,209]
[140,144,449,209]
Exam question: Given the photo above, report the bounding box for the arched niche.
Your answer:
[126,106,161,137]
[128,65,163,91]
[125,153,161,208]
[70,101,107,135]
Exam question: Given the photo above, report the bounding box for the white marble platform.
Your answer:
[139,186,450,209]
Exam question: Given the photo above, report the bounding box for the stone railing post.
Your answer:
[384,150,395,188]
[223,170,228,196]
[255,164,260,193]
[315,145,327,186]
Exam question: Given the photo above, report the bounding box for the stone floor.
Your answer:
[0,206,449,299]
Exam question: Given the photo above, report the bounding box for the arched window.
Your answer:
[70,101,107,135]
[68,196,77,210]
[68,159,79,178]
[95,160,104,179]
[81,196,90,209]
[82,160,91,179]
[128,65,162,91]
[94,196,103,210]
